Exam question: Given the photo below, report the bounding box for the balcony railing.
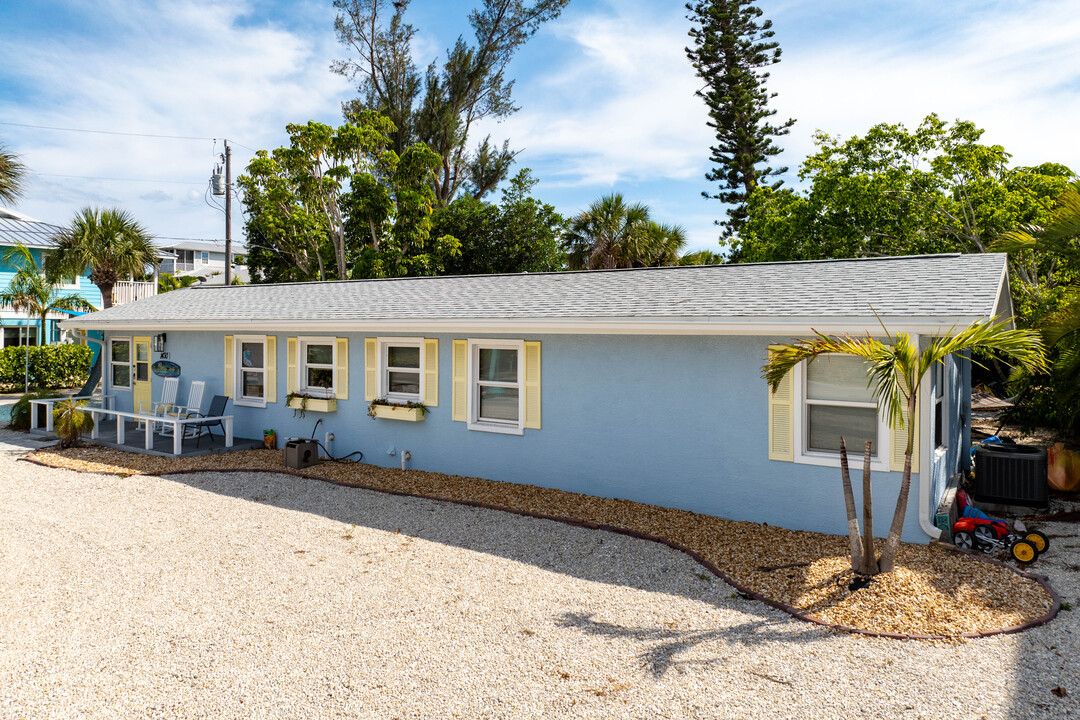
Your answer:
[112,281,157,305]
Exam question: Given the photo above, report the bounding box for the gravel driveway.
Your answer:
[0,431,1077,719]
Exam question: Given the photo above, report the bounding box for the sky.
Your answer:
[1,0,1078,254]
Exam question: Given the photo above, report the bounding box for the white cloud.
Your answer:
[0,0,351,237]
[476,0,714,188]
[769,0,1080,176]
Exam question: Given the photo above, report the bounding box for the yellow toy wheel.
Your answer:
[1011,540,1037,564]
[1025,531,1049,554]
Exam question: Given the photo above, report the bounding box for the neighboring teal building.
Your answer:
[0,207,158,350]
[0,207,102,346]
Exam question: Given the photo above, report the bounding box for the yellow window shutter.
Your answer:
[891,399,920,473]
[364,338,378,401]
[767,345,794,462]
[265,335,277,403]
[423,338,439,407]
[223,335,234,398]
[336,337,349,400]
[523,341,541,429]
[452,339,468,422]
[286,337,298,396]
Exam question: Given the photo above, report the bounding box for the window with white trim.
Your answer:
[299,337,336,398]
[933,358,947,450]
[235,335,267,407]
[795,355,888,470]
[468,339,524,434]
[200,251,210,265]
[378,337,423,403]
[110,337,132,389]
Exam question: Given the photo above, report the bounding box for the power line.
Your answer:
[1,121,261,153]
[32,171,206,186]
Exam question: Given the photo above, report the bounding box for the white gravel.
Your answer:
[0,430,1077,719]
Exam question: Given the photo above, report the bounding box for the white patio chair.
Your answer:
[137,376,178,431]
[163,380,206,437]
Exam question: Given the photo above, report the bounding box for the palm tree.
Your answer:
[157,272,199,293]
[564,194,651,270]
[0,243,96,345]
[763,317,1047,574]
[0,142,27,206]
[46,207,158,308]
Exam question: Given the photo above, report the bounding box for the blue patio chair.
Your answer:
[187,395,230,447]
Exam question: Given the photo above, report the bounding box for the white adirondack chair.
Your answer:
[137,376,179,430]
[164,381,206,437]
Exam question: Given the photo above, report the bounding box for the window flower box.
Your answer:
[287,396,337,415]
[370,404,426,422]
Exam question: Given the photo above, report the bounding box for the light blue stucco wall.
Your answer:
[103,329,932,542]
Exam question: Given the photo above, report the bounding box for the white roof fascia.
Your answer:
[62,314,994,336]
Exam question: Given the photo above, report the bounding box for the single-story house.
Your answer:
[62,253,1014,542]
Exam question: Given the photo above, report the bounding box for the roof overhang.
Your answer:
[61,314,994,336]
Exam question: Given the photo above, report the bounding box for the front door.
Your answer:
[133,336,151,412]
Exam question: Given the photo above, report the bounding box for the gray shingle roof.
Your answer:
[67,253,1008,328]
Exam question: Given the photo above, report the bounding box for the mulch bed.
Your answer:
[24,444,1059,640]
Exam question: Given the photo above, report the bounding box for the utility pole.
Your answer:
[224,140,233,286]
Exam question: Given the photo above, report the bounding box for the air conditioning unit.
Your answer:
[284,439,319,470]
[974,443,1048,508]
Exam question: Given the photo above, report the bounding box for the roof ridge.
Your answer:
[189,252,989,291]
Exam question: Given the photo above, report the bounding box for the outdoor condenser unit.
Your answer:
[284,439,319,470]
[973,443,1048,508]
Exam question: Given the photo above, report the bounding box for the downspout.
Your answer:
[917,358,943,541]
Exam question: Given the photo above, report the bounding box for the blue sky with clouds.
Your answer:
[1,0,1078,253]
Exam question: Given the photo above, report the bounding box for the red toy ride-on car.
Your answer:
[952,516,1049,564]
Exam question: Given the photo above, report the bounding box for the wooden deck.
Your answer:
[32,420,263,458]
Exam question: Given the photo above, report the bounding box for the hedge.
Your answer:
[0,344,95,389]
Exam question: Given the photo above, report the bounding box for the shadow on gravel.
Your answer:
[556,611,821,678]
[1007,519,1080,718]
[156,469,823,650]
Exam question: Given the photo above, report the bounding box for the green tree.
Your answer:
[240,112,459,282]
[763,318,1046,574]
[564,194,689,270]
[433,169,565,275]
[734,115,1073,263]
[0,141,27,206]
[685,0,794,236]
[996,183,1080,438]
[45,208,157,309]
[331,0,570,205]
[0,244,96,345]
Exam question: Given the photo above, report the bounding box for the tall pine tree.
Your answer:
[686,1,794,236]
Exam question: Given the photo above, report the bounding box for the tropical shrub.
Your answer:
[0,345,94,389]
[8,388,61,430]
[53,399,94,448]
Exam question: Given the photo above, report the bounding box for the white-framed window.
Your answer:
[377,337,423,403]
[235,334,267,407]
[299,336,336,398]
[467,339,524,435]
[3,326,38,348]
[200,251,210,265]
[793,355,888,471]
[110,337,132,390]
[933,357,948,451]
